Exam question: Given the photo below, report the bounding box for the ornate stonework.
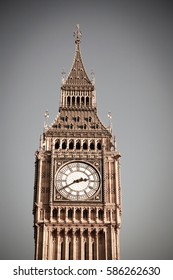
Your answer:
[33,25,121,260]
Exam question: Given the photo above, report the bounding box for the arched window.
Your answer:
[77,96,80,106]
[62,140,67,149]
[98,209,103,220]
[86,96,89,107]
[69,140,74,150]
[55,140,60,149]
[97,142,101,150]
[68,209,73,219]
[91,209,96,221]
[76,141,81,150]
[83,209,88,219]
[53,208,58,219]
[81,96,84,105]
[72,96,75,106]
[88,116,92,122]
[90,141,95,150]
[83,141,88,150]
[75,209,81,221]
[67,96,70,106]
[60,208,65,220]
[77,116,80,122]
[84,124,86,129]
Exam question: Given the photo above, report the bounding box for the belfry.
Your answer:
[33,25,122,260]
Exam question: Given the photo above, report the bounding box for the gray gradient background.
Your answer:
[1,0,173,259]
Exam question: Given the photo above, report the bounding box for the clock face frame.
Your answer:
[55,161,101,201]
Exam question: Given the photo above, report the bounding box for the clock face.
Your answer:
[55,161,100,201]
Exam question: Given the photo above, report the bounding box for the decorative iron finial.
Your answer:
[44,110,49,129]
[73,24,82,43]
[61,68,66,85]
[91,70,95,85]
[108,111,112,133]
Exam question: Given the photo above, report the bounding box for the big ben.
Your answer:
[33,25,122,260]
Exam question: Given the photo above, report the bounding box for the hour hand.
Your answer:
[59,178,88,190]
[75,177,88,183]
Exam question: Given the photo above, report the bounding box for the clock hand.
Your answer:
[58,179,77,190]
[59,178,88,190]
[75,177,88,183]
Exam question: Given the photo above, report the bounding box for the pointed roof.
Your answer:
[63,25,92,87]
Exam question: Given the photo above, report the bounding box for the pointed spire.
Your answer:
[63,24,93,87]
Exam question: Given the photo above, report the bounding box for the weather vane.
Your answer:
[73,24,82,43]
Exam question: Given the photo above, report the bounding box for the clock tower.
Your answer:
[33,25,122,260]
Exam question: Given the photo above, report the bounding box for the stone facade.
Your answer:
[33,25,121,260]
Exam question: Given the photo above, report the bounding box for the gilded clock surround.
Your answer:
[33,25,121,260]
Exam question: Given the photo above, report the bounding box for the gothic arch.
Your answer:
[68,209,73,219]
[83,209,88,220]
[90,140,95,150]
[76,140,81,150]
[53,208,58,219]
[98,209,104,220]
[67,96,71,106]
[75,209,81,221]
[81,96,84,105]
[77,96,80,106]
[97,141,101,150]
[62,140,67,149]
[86,96,89,107]
[69,140,74,150]
[72,96,75,106]
[83,140,88,150]
[60,208,65,220]
[91,208,96,221]
[55,139,60,149]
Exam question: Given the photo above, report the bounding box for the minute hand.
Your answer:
[59,180,77,190]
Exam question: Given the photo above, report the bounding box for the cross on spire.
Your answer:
[73,24,82,44]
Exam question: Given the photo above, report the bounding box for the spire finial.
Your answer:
[44,110,49,129]
[108,111,112,133]
[73,24,82,44]
[61,68,66,85]
[91,70,95,85]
